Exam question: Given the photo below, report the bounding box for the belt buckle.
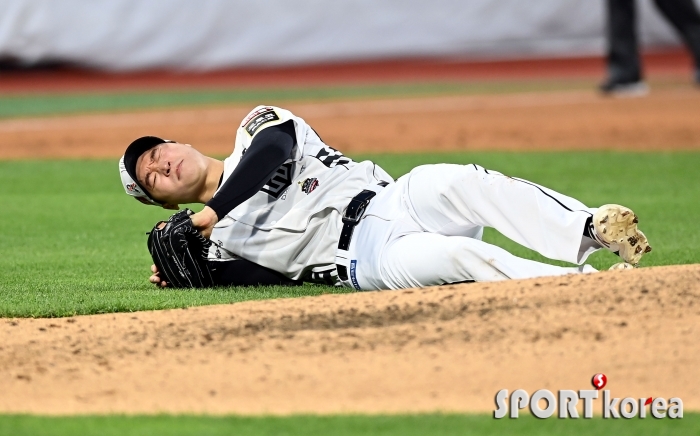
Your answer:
[342,200,369,225]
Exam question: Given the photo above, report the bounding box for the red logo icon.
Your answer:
[591,373,607,390]
[645,397,653,406]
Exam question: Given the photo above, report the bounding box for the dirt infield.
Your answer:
[1,87,700,160]
[1,265,698,415]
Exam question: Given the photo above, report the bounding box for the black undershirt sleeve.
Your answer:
[206,120,296,220]
[208,258,302,287]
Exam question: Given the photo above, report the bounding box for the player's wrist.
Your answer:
[193,206,219,229]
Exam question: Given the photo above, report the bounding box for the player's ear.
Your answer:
[162,203,180,210]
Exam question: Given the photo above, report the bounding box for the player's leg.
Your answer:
[375,232,596,289]
[403,163,650,266]
[653,0,700,80]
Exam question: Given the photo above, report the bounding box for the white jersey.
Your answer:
[208,105,393,284]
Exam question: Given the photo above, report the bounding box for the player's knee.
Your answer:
[420,163,481,189]
[440,164,484,193]
[445,242,481,267]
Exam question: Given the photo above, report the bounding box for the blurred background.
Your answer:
[1,0,699,90]
[0,0,693,70]
[0,0,698,157]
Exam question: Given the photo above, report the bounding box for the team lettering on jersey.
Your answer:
[260,162,294,199]
[315,145,351,168]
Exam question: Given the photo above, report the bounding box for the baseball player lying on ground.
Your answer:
[119,105,651,290]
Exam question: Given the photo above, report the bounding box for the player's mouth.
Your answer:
[176,160,183,180]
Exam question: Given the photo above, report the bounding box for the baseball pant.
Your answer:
[347,164,601,290]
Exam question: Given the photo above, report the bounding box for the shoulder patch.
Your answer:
[243,107,280,136]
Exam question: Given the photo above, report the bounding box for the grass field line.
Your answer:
[1,88,696,134]
[0,106,248,133]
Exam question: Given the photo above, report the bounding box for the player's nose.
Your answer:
[145,160,171,178]
[155,160,171,176]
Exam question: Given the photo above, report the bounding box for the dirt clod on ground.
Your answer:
[1,265,698,415]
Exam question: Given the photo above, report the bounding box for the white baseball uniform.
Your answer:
[209,105,602,290]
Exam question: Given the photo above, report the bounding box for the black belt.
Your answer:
[336,181,388,281]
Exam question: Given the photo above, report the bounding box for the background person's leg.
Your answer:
[602,0,648,93]
[653,0,700,80]
[404,164,600,265]
[378,232,595,289]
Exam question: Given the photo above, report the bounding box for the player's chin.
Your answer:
[157,188,188,206]
[160,183,196,206]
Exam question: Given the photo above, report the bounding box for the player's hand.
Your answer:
[149,264,168,288]
[190,206,219,239]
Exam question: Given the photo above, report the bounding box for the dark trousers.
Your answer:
[606,0,700,81]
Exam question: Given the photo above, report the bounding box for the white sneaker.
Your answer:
[592,204,652,265]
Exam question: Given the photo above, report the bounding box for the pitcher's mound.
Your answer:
[1,264,698,415]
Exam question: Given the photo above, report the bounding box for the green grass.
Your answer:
[0,79,595,119]
[0,151,698,318]
[1,77,691,120]
[0,413,697,436]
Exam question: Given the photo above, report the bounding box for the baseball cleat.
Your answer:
[609,262,635,271]
[592,204,651,265]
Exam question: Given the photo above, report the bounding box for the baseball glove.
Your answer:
[147,209,214,288]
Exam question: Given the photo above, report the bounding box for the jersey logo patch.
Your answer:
[315,145,351,168]
[299,177,319,194]
[244,108,280,136]
[260,162,293,198]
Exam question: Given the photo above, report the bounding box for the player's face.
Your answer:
[135,142,209,205]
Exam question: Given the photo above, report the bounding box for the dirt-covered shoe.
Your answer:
[592,204,652,265]
[609,262,635,270]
